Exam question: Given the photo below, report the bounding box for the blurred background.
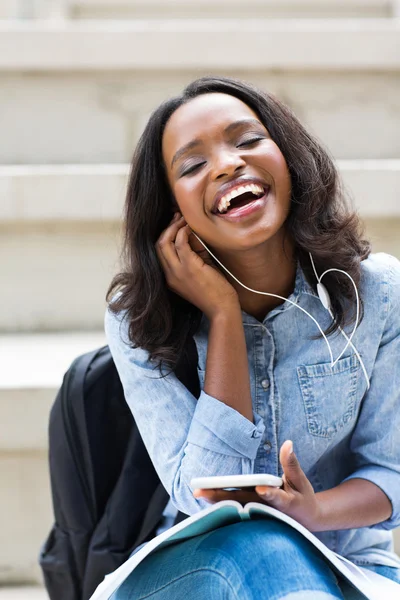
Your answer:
[0,1,399,597]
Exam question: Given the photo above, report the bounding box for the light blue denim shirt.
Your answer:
[105,252,400,568]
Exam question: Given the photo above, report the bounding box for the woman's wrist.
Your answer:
[206,300,242,324]
[311,478,392,532]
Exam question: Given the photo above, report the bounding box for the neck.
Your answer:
[215,233,297,322]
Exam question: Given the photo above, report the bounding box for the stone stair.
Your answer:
[2,0,399,20]
[0,333,105,585]
[0,0,399,588]
[0,588,48,600]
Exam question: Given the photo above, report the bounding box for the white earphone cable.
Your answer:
[192,232,335,363]
[191,231,370,390]
[309,254,369,387]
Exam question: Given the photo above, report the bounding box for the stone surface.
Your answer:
[0,453,51,585]
[0,0,66,19]
[0,0,394,20]
[0,332,106,450]
[0,20,399,71]
[0,589,48,600]
[71,0,393,20]
[0,221,118,331]
[0,165,127,222]
[0,71,400,164]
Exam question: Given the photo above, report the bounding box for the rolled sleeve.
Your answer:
[188,390,265,459]
[342,255,400,530]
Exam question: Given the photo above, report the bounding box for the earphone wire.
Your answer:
[309,254,369,389]
[309,254,359,365]
[191,231,370,390]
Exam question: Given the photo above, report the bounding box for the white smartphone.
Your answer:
[190,474,283,490]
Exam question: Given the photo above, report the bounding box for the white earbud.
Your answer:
[317,282,331,311]
[190,231,370,390]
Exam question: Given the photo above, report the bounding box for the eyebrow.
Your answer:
[170,118,264,168]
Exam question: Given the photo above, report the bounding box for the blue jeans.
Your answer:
[113,520,400,600]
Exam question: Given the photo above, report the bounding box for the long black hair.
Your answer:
[106,76,370,371]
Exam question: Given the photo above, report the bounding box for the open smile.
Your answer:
[213,185,271,221]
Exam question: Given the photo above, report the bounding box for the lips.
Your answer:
[211,177,270,214]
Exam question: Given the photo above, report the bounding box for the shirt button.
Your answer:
[261,379,270,390]
[263,441,272,452]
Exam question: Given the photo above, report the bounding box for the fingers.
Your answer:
[255,485,289,510]
[174,222,195,262]
[279,440,304,493]
[155,213,186,271]
[156,212,198,271]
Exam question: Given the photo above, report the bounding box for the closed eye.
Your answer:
[181,162,206,177]
[237,136,265,148]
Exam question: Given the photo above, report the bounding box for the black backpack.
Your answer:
[39,340,200,600]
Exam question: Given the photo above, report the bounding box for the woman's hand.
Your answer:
[156,212,239,320]
[193,440,322,532]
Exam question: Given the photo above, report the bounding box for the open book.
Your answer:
[89,500,400,600]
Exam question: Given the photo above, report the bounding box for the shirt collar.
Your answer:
[296,259,319,299]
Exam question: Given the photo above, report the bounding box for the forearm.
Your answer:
[313,478,392,532]
[204,304,253,423]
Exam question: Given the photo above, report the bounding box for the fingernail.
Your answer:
[256,486,271,499]
[289,441,294,454]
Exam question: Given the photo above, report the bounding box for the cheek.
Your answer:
[254,143,291,200]
[173,178,206,218]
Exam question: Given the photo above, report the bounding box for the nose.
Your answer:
[210,148,246,180]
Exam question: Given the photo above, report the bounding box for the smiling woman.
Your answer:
[108,77,369,369]
[105,77,400,599]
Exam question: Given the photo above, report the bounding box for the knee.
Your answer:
[113,570,235,600]
[200,519,303,559]
[196,522,340,596]
[197,519,320,577]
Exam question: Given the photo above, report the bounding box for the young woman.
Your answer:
[105,76,400,599]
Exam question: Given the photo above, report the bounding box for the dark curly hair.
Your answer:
[106,76,371,372]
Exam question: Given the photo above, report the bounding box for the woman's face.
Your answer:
[162,93,292,252]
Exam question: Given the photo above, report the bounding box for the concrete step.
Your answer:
[70,0,396,20]
[0,162,399,332]
[0,20,399,163]
[1,0,396,20]
[0,333,105,584]
[0,332,106,451]
[1,20,398,71]
[0,588,48,600]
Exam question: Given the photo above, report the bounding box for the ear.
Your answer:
[170,196,180,212]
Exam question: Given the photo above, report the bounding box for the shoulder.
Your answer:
[104,298,159,371]
[104,293,129,344]
[360,252,400,318]
[104,293,139,360]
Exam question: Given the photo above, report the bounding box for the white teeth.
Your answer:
[216,183,264,213]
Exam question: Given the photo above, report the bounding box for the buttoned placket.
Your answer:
[241,260,318,476]
[244,319,279,475]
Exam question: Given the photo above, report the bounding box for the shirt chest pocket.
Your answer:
[297,354,360,439]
